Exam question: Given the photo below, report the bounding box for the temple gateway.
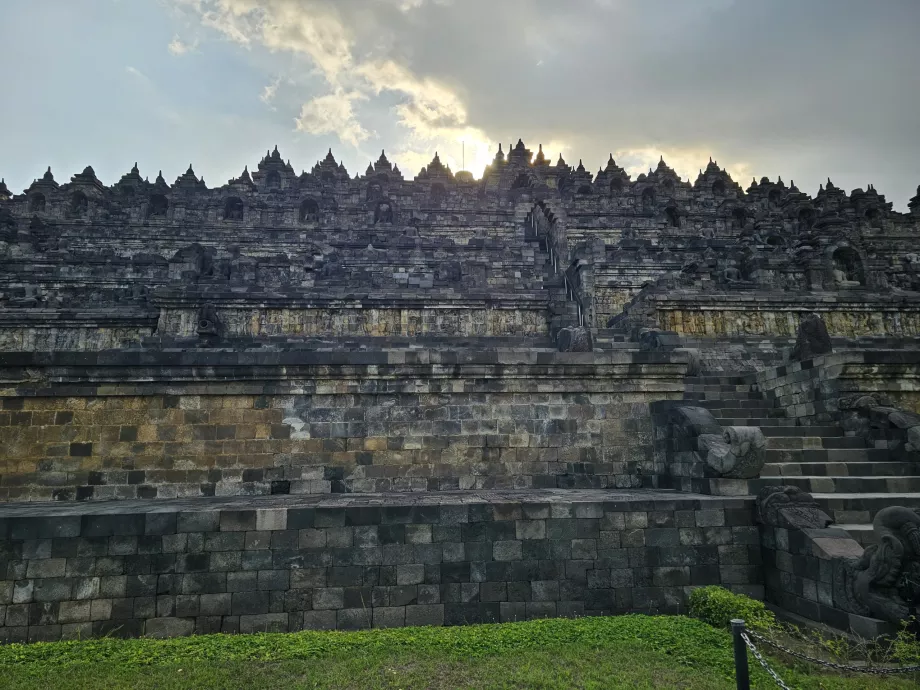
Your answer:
[1,141,919,641]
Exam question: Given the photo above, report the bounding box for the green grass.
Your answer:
[2,615,916,689]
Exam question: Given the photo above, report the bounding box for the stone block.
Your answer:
[240,613,288,634]
[405,604,444,627]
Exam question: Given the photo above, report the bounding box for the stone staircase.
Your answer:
[684,372,920,547]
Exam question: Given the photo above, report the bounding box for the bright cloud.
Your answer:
[295,90,369,148]
[167,35,197,55]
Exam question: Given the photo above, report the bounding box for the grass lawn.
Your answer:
[2,615,917,689]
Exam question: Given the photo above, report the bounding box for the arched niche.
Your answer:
[299,198,320,223]
[731,207,747,230]
[641,187,656,211]
[71,191,88,216]
[29,193,46,213]
[830,246,865,287]
[430,183,446,203]
[511,173,531,190]
[767,188,781,206]
[665,207,681,228]
[147,194,169,219]
[798,207,815,230]
[265,171,281,190]
[712,179,726,196]
[610,178,624,195]
[374,199,395,225]
[576,184,593,196]
[366,183,383,202]
[121,186,135,198]
[223,197,244,221]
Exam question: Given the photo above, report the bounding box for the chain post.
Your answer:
[731,619,751,690]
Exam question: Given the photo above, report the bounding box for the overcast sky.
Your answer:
[1,0,918,209]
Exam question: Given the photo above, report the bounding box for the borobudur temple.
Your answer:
[1,140,920,641]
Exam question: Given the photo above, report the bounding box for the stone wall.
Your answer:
[0,349,688,502]
[657,303,920,339]
[156,305,548,339]
[755,350,920,425]
[0,491,761,643]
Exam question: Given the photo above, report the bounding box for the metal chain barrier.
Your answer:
[746,628,920,676]
[740,631,792,690]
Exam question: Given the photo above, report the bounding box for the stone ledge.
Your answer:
[0,489,754,520]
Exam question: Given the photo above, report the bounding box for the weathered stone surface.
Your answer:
[756,486,833,530]
[0,491,760,641]
[790,313,833,362]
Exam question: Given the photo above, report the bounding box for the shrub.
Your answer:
[688,586,776,632]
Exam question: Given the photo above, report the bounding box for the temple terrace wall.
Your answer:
[0,348,688,503]
[0,490,761,642]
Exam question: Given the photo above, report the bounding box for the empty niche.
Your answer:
[71,191,88,216]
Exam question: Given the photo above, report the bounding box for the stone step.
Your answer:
[761,461,920,477]
[813,493,920,524]
[764,448,889,463]
[710,407,787,419]
[836,524,876,546]
[753,475,920,494]
[758,426,843,438]
[684,376,752,386]
[695,399,776,410]
[764,436,864,450]
[718,418,798,427]
[682,391,764,401]
[684,384,758,394]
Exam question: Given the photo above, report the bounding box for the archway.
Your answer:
[641,187,656,211]
[299,198,320,223]
[224,197,244,220]
[147,194,169,219]
[71,191,88,216]
[832,247,864,286]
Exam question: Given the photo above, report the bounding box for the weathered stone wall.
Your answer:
[759,523,886,638]
[756,351,920,425]
[0,349,688,502]
[156,306,547,339]
[0,491,761,642]
[658,305,920,338]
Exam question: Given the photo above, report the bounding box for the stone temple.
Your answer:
[1,141,920,641]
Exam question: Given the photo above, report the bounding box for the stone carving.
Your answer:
[638,328,680,351]
[196,303,222,338]
[839,395,920,456]
[790,312,832,361]
[831,506,920,622]
[670,406,767,479]
[755,485,834,530]
[375,201,394,224]
[556,326,593,352]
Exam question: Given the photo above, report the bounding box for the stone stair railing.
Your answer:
[757,485,920,636]
[653,401,767,495]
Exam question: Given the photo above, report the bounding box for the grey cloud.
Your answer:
[332,0,919,205]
